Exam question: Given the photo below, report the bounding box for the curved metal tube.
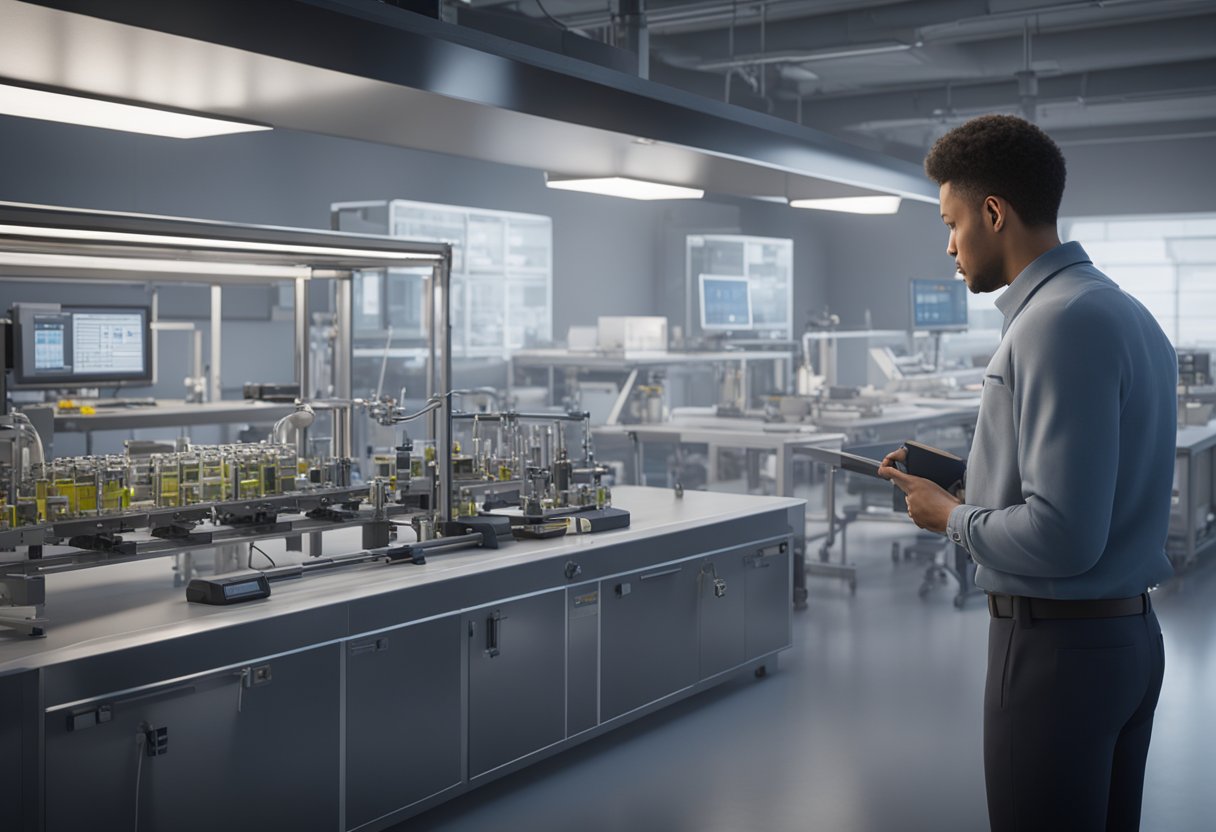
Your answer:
[271,403,316,445]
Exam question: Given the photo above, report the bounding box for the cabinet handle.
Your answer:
[485,611,505,657]
[349,637,389,656]
[639,567,681,581]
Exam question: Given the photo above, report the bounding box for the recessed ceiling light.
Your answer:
[0,82,271,139]
[789,196,902,215]
[545,176,704,201]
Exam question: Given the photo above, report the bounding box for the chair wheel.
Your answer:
[953,595,967,610]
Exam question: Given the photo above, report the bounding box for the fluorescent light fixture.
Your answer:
[789,196,902,215]
[545,176,704,201]
[0,224,441,262]
[0,251,310,279]
[0,82,271,139]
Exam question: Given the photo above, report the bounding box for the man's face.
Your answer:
[940,182,1004,294]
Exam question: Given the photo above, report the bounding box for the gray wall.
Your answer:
[2,112,1212,400]
[0,114,676,337]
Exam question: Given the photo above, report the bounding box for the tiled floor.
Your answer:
[396,518,1215,832]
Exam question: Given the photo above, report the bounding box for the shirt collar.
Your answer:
[994,240,1091,333]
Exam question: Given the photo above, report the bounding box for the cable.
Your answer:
[248,542,277,569]
[395,398,443,423]
[531,0,569,30]
[133,731,145,832]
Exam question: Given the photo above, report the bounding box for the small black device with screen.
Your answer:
[185,573,272,605]
[836,450,888,478]
[902,440,966,493]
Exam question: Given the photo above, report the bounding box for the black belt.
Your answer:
[988,592,1149,620]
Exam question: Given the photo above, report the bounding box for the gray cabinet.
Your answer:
[744,541,793,659]
[466,590,566,779]
[44,644,340,832]
[698,553,748,679]
[698,541,792,680]
[345,616,462,830]
[601,562,700,720]
[566,584,600,737]
[0,672,33,831]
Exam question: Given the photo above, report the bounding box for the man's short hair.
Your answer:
[924,114,1066,227]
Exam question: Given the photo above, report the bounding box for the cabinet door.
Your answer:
[745,541,793,659]
[45,645,340,832]
[0,671,35,830]
[699,553,747,679]
[345,616,462,829]
[601,562,699,721]
[467,590,566,779]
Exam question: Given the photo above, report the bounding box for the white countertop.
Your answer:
[0,487,802,676]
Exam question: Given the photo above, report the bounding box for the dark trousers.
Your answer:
[984,600,1164,832]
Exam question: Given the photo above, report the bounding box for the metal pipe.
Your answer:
[332,403,352,460]
[433,255,454,524]
[294,277,310,400]
[334,278,353,402]
[209,284,222,403]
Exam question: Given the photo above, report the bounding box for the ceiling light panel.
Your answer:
[0,82,271,138]
[545,176,704,201]
[789,196,902,214]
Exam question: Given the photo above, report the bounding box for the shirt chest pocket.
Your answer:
[981,372,1016,434]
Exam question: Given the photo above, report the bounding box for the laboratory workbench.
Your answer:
[1170,422,1216,567]
[0,486,804,832]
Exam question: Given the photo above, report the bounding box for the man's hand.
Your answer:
[877,447,960,534]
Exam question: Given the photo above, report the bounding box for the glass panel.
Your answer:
[385,269,428,339]
[1178,266,1216,348]
[1085,239,1170,265]
[450,276,467,357]
[467,277,505,349]
[506,279,551,349]
[393,206,466,272]
[354,271,383,332]
[507,217,552,271]
[467,214,506,272]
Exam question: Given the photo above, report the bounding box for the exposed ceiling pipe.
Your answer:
[695,41,915,71]
[1016,17,1039,122]
[615,0,650,78]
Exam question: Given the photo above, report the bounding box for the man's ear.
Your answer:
[984,196,1005,231]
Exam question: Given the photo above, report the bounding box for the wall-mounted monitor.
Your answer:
[910,278,968,332]
[699,274,753,331]
[10,303,152,388]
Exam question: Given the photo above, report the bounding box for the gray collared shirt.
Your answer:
[945,241,1176,599]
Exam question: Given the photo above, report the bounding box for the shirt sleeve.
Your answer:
[953,290,1125,578]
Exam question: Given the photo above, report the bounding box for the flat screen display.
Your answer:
[699,275,753,331]
[910,278,968,332]
[11,304,152,387]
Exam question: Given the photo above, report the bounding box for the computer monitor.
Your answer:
[699,275,753,331]
[910,278,968,332]
[10,303,152,388]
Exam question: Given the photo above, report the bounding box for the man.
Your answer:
[879,114,1175,832]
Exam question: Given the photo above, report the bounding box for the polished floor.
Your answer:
[396,519,1216,832]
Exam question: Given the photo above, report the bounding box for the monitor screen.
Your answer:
[11,304,152,387]
[699,275,753,331]
[910,278,968,332]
